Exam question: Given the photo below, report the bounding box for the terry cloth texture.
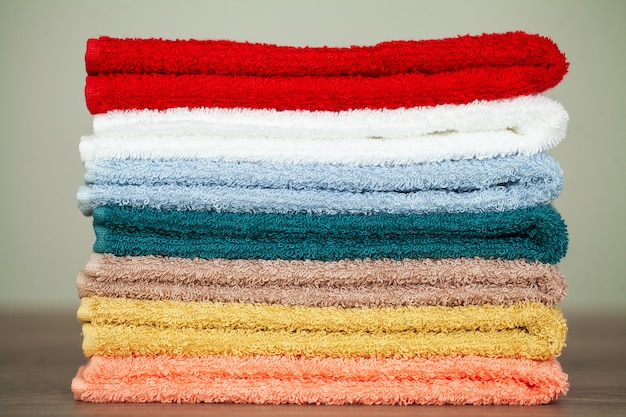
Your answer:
[85,32,567,77]
[77,253,567,307]
[71,355,568,405]
[84,32,568,113]
[78,296,566,360]
[75,31,571,406]
[76,153,564,216]
[90,95,567,146]
[81,95,568,165]
[85,72,567,114]
[91,204,568,264]
[82,154,563,191]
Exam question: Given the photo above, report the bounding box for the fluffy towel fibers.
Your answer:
[79,181,565,215]
[87,70,568,113]
[85,31,567,77]
[76,154,564,216]
[81,154,562,192]
[78,296,566,360]
[77,253,567,307]
[81,95,568,165]
[91,204,568,264]
[72,355,568,405]
[89,95,567,147]
[84,32,567,113]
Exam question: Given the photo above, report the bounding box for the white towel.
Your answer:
[81,95,568,165]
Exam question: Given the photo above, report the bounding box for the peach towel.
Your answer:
[72,355,568,405]
[77,253,567,307]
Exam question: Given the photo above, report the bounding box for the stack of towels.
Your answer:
[72,31,571,405]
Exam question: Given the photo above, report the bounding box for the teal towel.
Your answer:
[92,205,568,264]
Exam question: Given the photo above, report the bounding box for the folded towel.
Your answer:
[85,71,567,114]
[78,296,566,359]
[76,153,563,215]
[86,32,567,77]
[83,154,562,191]
[80,96,568,165]
[91,95,567,143]
[72,355,568,405]
[85,32,567,113]
[77,253,567,307]
[91,204,568,263]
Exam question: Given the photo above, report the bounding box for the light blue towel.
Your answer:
[78,154,563,215]
[83,154,559,192]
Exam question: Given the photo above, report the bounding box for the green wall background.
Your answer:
[1,0,624,313]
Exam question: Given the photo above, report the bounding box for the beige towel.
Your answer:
[77,253,566,307]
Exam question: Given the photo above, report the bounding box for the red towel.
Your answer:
[84,32,567,114]
[86,31,565,77]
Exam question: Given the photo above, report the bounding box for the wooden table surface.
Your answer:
[0,310,624,416]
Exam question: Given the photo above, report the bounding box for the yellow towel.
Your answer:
[78,296,566,360]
